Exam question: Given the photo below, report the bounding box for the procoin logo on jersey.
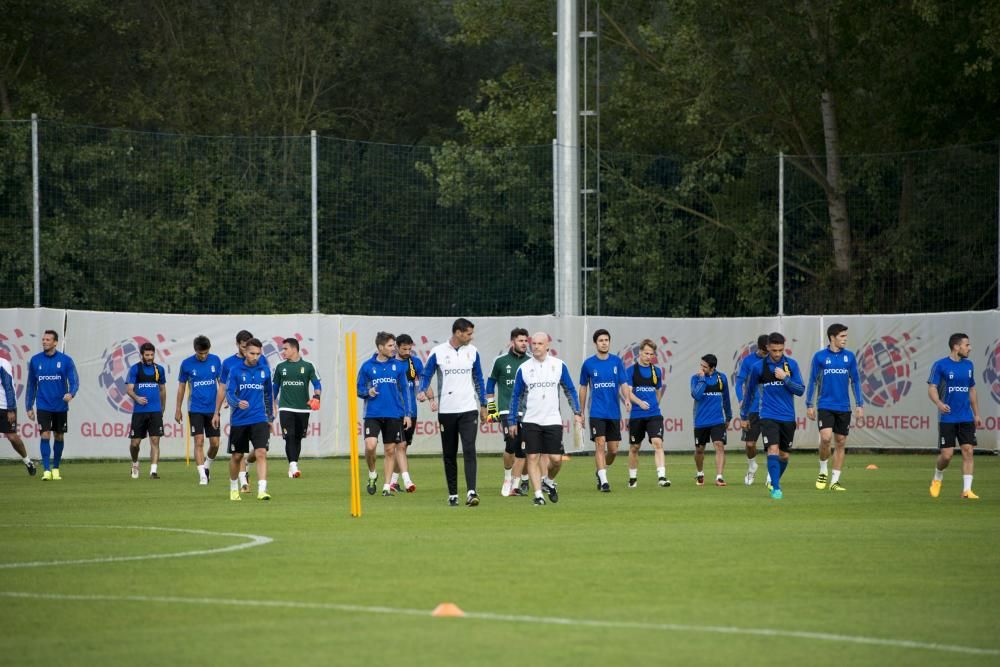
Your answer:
[948,385,969,393]
[824,368,849,375]
[592,381,617,389]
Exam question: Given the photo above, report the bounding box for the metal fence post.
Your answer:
[32,113,40,308]
[778,151,784,317]
[311,130,319,314]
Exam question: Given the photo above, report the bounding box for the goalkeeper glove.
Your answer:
[486,400,499,422]
[308,394,321,411]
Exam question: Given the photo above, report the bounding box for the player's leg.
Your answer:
[395,421,415,492]
[694,440,706,485]
[37,410,53,476]
[541,426,562,503]
[501,422,518,496]
[627,419,642,487]
[511,442,527,494]
[2,411,34,474]
[439,413,460,504]
[931,423,955,497]
[128,412,144,479]
[743,414,760,485]
[816,410,833,489]
[457,411,479,504]
[364,435,380,495]
[51,413,67,477]
[713,439,726,485]
[229,451,244,500]
[526,452,544,503]
[830,432,848,490]
[382,439,397,496]
[959,443,976,497]
[651,436,669,486]
[252,423,270,499]
[227,426,247,500]
[148,412,163,478]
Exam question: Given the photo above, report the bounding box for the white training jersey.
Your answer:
[420,342,487,415]
[509,355,580,427]
[0,357,13,410]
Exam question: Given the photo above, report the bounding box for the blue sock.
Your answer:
[767,454,781,490]
[779,457,788,480]
[54,440,64,468]
[40,438,51,470]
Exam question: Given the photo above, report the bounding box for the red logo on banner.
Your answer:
[857,333,919,408]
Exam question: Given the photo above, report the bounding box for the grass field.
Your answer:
[1,452,998,667]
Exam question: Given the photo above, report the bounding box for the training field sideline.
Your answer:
[1,454,997,667]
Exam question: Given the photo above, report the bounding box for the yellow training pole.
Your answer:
[346,332,361,517]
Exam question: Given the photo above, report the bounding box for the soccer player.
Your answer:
[1,356,36,475]
[927,333,983,499]
[273,337,322,479]
[740,332,805,500]
[357,332,412,497]
[226,338,274,501]
[126,342,167,479]
[507,332,583,506]
[487,327,530,497]
[735,334,769,486]
[26,329,79,480]
[417,318,488,507]
[579,329,631,493]
[214,330,270,492]
[690,354,732,486]
[625,339,670,488]
[392,333,421,493]
[805,323,864,492]
[175,335,223,485]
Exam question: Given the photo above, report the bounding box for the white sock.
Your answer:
[520,474,529,482]
[716,474,724,481]
[542,476,553,487]
[504,468,513,481]
[150,463,158,474]
[597,469,608,484]
[656,466,666,478]
[368,470,377,480]
[963,474,973,492]
[290,461,298,471]
[402,472,412,486]
[831,469,841,485]
[258,479,267,493]
[933,468,944,482]
[238,471,248,485]
[197,464,206,478]
[204,457,213,470]
[696,470,705,478]
[819,459,829,475]
[748,458,758,472]
[230,479,238,491]
[628,468,638,480]
[22,456,31,464]
[390,472,399,485]
[467,489,477,497]
[535,490,544,499]
[383,483,392,492]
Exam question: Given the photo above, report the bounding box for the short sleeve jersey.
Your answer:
[928,357,975,423]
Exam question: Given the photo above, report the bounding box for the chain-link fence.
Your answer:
[1,120,996,316]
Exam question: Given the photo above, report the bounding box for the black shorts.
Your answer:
[228,422,270,454]
[760,419,795,452]
[36,409,68,434]
[280,411,310,440]
[402,422,415,446]
[938,422,977,449]
[502,419,526,459]
[589,417,622,443]
[694,424,727,447]
[189,412,220,438]
[741,413,760,442]
[522,423,563,455]
[628,417,663,444]
[818,409,851,437]
[364,417,403,444]
[0,409,16,434]
[130,412,164,439]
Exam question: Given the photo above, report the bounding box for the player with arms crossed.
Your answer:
[487,327,530,497]
[226,338,274,501]
[805,323,864,492]
[739,332,805,500]
[625,339,670,488]
[928,333,983,499]
[175,335,222,485]
[735,334,769,486]
[25,329,78,480]
[579,329,631,492]
[273,338,321,479]
[508,332,583,506]
[690,354,733,486]
[126,342,167,479]
[357,332,412,497]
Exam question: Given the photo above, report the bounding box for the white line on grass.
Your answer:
[0,591,995,657]
[0,525,272,569]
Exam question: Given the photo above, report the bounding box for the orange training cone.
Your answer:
[431,602,465,617]
[865,464,879,470]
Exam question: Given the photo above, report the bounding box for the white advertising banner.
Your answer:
[1,308,997,459]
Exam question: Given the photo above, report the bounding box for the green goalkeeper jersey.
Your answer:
[273,359,321,413]
[489,350,528,414]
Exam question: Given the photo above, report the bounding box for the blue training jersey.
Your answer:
[579,354,629,420]
[397,354,423,418]
[221,353,270,386]
[928,357,976,424]
[734,352,765,406]
[25,350,79,413]
[178,354,223,414]
[740,355,805,422]
[690,371,732,428]
[357,354,411,419]
[629,364,664,419]
[805,347,863,412]
[127,362,167,413]
[226,361,274,425]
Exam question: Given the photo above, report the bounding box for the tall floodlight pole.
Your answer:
[32,113,40,308]
[555,0,581,315]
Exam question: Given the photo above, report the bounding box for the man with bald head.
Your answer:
[508,332,583,506]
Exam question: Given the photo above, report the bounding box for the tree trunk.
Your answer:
[819,89,851,276]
